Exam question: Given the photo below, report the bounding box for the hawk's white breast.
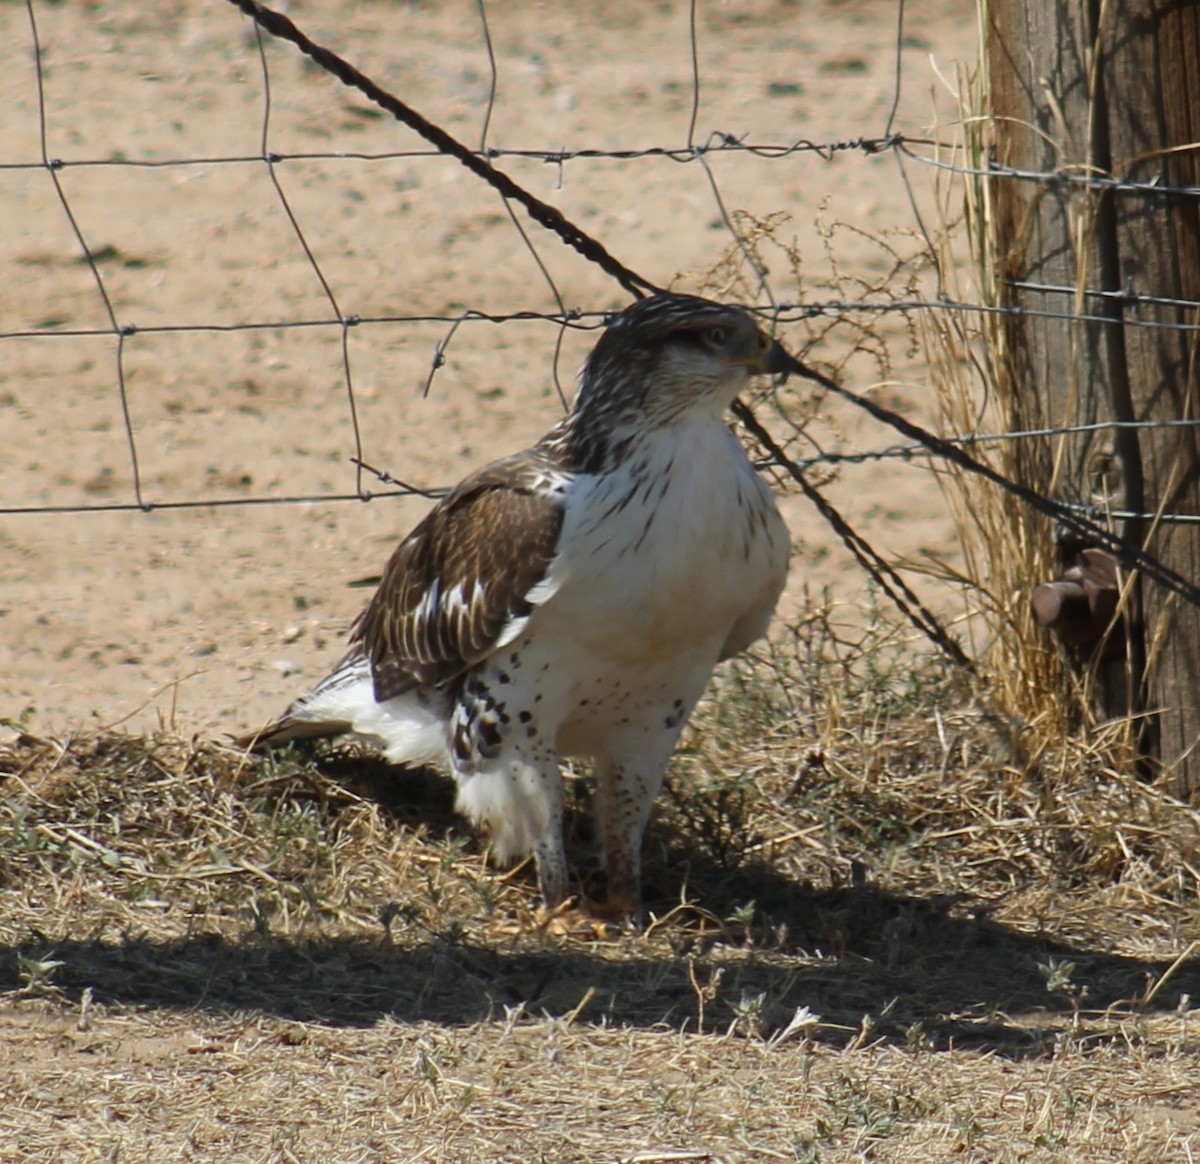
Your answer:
[531,415,788,673]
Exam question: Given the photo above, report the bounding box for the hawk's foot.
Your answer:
[535,897,628,940]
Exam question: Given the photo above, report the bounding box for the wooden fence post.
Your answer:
[986,0,1200,793]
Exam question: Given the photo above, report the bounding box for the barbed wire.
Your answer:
[5,0,1200,666]
[8,257,1200,347]
[0,137,908,176]
[9,140,1200,226]
[7,137,1200,202]
[5,287,1200,349]
[901,142,1200,200]
[8,411,1197,520]
[9,133,1200,205]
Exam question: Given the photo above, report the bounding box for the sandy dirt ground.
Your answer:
[1,0,979,741]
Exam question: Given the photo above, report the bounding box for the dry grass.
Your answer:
[4,636,1200,1162]
[915,63,1077,759]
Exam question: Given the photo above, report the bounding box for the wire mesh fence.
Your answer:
[2,0,1197,735]
[0,0,926,513]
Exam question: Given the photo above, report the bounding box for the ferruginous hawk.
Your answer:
[238,292,792,920]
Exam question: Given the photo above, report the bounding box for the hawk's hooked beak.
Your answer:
[747,335,802,381]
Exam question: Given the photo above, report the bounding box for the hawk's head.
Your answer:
[573,293,791,440]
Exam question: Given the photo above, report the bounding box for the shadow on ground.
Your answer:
[3,876,1193,1056]
[4,739,1197,1055]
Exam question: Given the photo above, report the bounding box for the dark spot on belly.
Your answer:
[478,719,503,752]
[518,710,532,724]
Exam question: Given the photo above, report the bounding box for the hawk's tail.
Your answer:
[232,713,353,753]
[233,649,449,769]
[233,647,369,753]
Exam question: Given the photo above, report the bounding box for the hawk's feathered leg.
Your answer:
[593,704,695,918]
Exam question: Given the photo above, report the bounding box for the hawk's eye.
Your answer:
[704,325,730,347]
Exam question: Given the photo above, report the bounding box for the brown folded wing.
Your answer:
[350,452,567,702]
